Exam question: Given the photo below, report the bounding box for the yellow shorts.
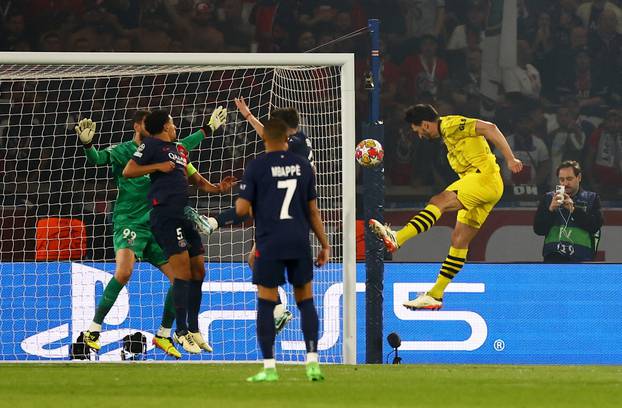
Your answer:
[445,171,504,229]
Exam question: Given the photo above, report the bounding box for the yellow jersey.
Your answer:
[439,115,500,176]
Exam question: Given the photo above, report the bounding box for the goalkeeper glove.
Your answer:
[75,118,96,148]
[202,106,227,136]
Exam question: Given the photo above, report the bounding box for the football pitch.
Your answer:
[1,364,621,408]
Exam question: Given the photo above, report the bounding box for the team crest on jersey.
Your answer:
[178,239,187,248]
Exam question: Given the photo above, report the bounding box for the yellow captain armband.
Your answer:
[187,162,198,178]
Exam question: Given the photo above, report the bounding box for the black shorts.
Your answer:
[253,256,313,288]
[150,206,204,258]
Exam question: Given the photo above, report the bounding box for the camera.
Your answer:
[555,185,565,203]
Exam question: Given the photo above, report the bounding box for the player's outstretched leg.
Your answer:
[370,204,442,253]
[247,297,279,382]
[153,286,181,358]
[184,206,218,236]
[368,220,399,252]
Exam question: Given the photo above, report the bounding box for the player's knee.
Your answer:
[430,190,458,212]
[190,260,205,281]
[114,269,132,285]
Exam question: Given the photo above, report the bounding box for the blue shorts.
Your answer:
[253,256,314,288]
[150,206,204,258]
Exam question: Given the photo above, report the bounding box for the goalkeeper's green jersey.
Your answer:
[84,130,204,226]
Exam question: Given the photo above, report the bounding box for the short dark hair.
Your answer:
[557,160,582,176]
[270,107,299,129]
[404,104,439,125]
[132,110,150,125]
[144,109,170,135]
[263,117,288,141]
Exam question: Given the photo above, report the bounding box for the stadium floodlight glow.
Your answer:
[0,52,356,364]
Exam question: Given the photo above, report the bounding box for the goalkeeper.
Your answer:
[76,107,227,357]
[185,98,315,333]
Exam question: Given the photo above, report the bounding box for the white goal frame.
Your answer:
[0,52,357,364]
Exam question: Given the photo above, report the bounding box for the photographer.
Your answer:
[533,160,603,262]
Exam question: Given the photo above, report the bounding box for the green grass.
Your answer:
[1,363,621,408]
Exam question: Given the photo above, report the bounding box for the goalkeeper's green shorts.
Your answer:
[113,223,168,267]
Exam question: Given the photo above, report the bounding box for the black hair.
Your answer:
[144,109,170,135]
[132,109,150,125]
[404,104,439,125]
[270,107,299,129]
[263,117,288,141]
[557,160,582,177]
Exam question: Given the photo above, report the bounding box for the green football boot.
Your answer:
[306,362,325,381]
[246,368,279,382]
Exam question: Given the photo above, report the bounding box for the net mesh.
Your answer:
[0,63,345,362]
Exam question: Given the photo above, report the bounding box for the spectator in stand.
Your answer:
[38,31,64,52]
[448,47,482,117]
[297,30,316,52]
[587,9,622,102]
[401,35,448,99]
[3,12,28,51]
[556,47,609,112]
[388,127,416,186]
[533,160,603,263]
[548,101,587,184]
[577,0,622,33]
[496,111,550,189]
[217,0,254,52]
[586,109,622,194]
[402,0,445,39]
[446,1,486,52]
[503,40,542,99]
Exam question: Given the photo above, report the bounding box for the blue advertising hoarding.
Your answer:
[0,262,620,364]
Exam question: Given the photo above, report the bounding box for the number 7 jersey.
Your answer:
[239,150,317,260]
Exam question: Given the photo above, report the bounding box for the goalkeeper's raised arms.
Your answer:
[75,118,96,147]
[202,105,227,136]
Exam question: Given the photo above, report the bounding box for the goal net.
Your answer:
[0,53,356,363]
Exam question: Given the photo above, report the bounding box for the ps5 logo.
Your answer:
[393,282,488,351]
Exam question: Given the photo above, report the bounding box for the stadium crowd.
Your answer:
[1,0,622,204]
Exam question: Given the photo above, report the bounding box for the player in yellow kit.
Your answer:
[369,104,523,310]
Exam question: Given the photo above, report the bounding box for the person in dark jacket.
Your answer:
[533,160,603,262]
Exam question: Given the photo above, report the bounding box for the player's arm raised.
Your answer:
[308,199,330,266]
[187,162,237,193]
[235,97,265,137]
[476,119,523,174]
[76,118,111,165]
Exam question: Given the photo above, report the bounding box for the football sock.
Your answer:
[173,278,190,333]
[215,207,249,228]
[396,204,442,245]
[257,298,277,359]
[297,298,319,353]
[428,246,468,299]
[160,285,175,329]
[157,327,171,338]
[187,280,203,332]
[92,277,124,325]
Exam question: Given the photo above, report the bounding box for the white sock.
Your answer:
[88,322,102,332]
[264,359,276,369]
[306,352,318,364]
[157,327,171,338]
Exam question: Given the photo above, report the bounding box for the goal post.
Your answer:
[0,52,356,364]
